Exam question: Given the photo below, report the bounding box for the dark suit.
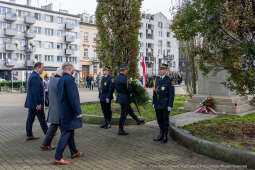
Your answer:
[153,75,175,134]
[99,74,114,124]
[55,73,82,160]
[115,73,139,130]
[25,71,48,137]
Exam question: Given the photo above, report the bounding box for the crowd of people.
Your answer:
[24,62,175,165]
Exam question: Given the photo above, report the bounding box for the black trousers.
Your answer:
[155,109,170,134]
[100,101,112,124]
[119,104,138,129]
[55,130,78,160]
[42,123,59,146]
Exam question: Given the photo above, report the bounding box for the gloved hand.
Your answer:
[168,107,171,112]
[153,104,155,108]
[106,98,110,103]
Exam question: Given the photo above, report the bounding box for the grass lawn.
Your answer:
[183,113,255,152]
[81,95,190,122]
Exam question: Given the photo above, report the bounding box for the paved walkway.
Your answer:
[0,88,249,169]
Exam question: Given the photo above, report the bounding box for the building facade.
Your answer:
[0,1,80,81]
[138,12,179,76]
[79,12,101,79]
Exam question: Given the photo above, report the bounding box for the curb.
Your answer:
[82,114,145,125]
[169,124,255,169]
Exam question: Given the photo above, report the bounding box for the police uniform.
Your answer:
[99,66,114,129]
[115,64,143,135]
[153,64,175,143]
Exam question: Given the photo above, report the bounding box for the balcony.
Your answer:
[4,28,17,37]
[5,13,17,22]
[25,16,36,25]
[65,23,74,30]
[65,35,75,43]
[5,59,15,67]
[5,44,16,52]
[25,60,35,67]
[65,49,74,55]
[25,47,36,53]
[25,32,35,39]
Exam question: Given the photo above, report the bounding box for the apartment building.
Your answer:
[138,12,179,75]
[79,12,101,79]
[0,1,80,81]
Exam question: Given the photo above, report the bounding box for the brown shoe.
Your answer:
[40,145,56,151]
[54,159,71,165]
[71,152,84,159]
[26,136,40,141]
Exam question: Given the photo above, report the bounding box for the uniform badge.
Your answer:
[161,86,165,91]
[104,82,107,86]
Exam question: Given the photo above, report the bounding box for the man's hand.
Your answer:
[77,114,83,118]
[36,105,42,111]
[153,104,155,108]
[106,98,110,103]
[168,107,171,112]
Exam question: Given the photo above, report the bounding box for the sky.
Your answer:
[6,0,176,19]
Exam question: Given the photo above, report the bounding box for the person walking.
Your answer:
[153,64,175,144]
[115,64,144,136]
[54,62,83,165]
[43,75,49,107]
[40,68,63,151]
[99,66,114,129]
[24,62,48,141]
[90,77,94,91]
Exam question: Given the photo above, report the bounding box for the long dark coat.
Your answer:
[57,73,82,131]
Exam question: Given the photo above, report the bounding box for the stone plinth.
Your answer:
[184,68,255,114]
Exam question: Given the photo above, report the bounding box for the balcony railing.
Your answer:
[25,47,36,53]
[5,59,15,67]
[25,32,35,39]
[25,60,35,67]
[65,35,75,43]
[65,49,74,55]
[5,13,17,22]
[25,16,36,25]
[4,28,17,37]
[65,23,74,30]
[5,44,16,51]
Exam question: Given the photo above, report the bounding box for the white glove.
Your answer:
[106,98,110,103]
[153,104,155,108]
[168,107,171,112]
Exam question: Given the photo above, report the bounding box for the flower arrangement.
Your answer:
[194,97,217,114]
[29,40,35,47]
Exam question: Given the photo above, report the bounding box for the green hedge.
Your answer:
[0,81,26,88]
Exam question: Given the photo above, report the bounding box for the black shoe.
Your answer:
[118,129,129,136]
[136,119,144,125]
[105,124,111,129]
[153,131,163,142]
[100,123,107,128]
[161,132,168,144]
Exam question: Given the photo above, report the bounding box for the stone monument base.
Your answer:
[184,95,255,114]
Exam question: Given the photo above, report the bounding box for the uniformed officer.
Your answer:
[115,64,144,135]
[99,66,114,129]
[153,64,175,143]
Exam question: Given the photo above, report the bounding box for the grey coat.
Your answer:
[47,76,61,124]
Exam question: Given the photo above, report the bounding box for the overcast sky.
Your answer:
[7,0,175,19]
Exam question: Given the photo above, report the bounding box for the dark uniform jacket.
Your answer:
[115,73,132,105]
[57,73,82,131]
[153,75,175,110]
[25,71,44,109]
[99,75,114,102]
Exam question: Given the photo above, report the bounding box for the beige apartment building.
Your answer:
[79,14,101,80]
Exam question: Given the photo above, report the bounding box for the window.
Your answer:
[158,31,162,37]
[45,15,53,22]
[167,41,171,48]
[45,42,54,49]
[158,22,163,28]
[0,6,11,15]
[93,50,97,59]
[167,32,170,37]
[139,33,143,38]
[93,65,97,75]
[84,32,89,41]
[57,30,64,37]
[34,54,42,62]
[57,17,63,24]
[34,13,41,20]
[35,41,42,48]
[158,40,163,47]
[0,21,11,29]
[45,28,54,36]
[57,56,63,62]
[45,55,54,62]
[57,43,63,49]
[93,33,97,42]
[84,48,89,58]
[34,27,41,34]
[18,53,26,61]
[16,24,26,32]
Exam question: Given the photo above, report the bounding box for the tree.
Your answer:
[170,0,255,103]
[96,0,143,78]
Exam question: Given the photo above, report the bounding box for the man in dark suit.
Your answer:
[115,64,143,136]
[25,62,48,141]
[153,64,175,143]
[54,62,83,165]
[99,66,114,129]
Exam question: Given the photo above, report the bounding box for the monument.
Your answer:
[184,68,255,114]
